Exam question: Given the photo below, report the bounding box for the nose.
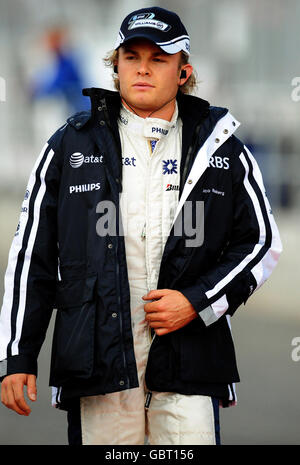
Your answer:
[137,59,150,76]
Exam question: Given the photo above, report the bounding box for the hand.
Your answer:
[142,289,198,336]
[1,373,37,416]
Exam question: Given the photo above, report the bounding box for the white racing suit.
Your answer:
[79,103,219,445]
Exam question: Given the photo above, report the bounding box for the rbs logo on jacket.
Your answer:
[209,155,230,170]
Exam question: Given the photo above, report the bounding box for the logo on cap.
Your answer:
[128,12,171,32]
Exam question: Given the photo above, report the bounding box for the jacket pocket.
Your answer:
[50,274,97,385]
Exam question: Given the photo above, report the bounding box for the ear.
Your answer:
[113,53,119,74]
[178,64,193,85]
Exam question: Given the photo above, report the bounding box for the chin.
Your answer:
[129,97,156,111]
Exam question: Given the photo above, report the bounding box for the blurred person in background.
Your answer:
[0,6,282,445]
[29,25,89,113]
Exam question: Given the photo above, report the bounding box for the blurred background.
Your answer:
[0,0,299,445]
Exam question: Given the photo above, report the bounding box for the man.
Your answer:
[0,6,282,445]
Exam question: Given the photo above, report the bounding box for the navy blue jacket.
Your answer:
[0,88,282,408]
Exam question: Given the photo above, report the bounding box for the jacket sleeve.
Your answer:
[180,138,283,326]
[0,140,61,380]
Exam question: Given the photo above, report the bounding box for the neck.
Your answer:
[121,97,176,121]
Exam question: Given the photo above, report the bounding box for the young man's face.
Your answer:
[117,39,190,118]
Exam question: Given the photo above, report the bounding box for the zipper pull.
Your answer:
[145,391,152,409]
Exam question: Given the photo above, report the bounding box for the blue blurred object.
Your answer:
[31,27,90,113]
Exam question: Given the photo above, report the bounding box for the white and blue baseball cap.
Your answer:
[114,6,190,55]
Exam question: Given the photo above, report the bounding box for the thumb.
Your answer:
[26,374,37,402]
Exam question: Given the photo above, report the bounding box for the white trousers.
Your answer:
[80,288,218,445]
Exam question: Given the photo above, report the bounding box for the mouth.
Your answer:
[132,82,154,89]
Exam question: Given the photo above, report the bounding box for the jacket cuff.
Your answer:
[197,305,219,326]
[180,285,231,327]
[0,355,37,382]
[179,286,211,327]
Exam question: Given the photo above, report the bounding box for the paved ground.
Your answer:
[0,196,299,445]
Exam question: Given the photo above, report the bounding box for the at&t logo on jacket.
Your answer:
[69,152,104,168]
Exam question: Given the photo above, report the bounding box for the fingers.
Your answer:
[26,375,37,402]
[142,289,170,300]
[146,314,172,334]
[147,320,166,328]
[145,305,169,331]
[155,327,170,336]
[143,289,183,335]
[143,294,167,325]
[143,295,165,314]
[11,378,31,415]
[1,374,31,416]
[143,300,159,313]
[1,382,27,415]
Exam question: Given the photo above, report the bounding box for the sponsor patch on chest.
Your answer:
[151,126,169,135]
[69,183,101,194]
[122,156,136,166]
[162,159,178,175]
[209,155,230,170]
[166,183,179,191]
[69,152,104,168]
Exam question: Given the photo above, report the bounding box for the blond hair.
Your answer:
[103,49,198,95]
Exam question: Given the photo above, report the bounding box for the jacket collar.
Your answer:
[81,87,211,126]
[172,109,241,227]
[77,87,231,138]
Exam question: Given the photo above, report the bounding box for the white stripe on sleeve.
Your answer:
[243,146,282,289]
[205,150,271,300]
[0,143,50,361]
[11,148,55,356]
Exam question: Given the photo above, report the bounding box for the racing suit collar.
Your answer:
[119,101,179,140]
